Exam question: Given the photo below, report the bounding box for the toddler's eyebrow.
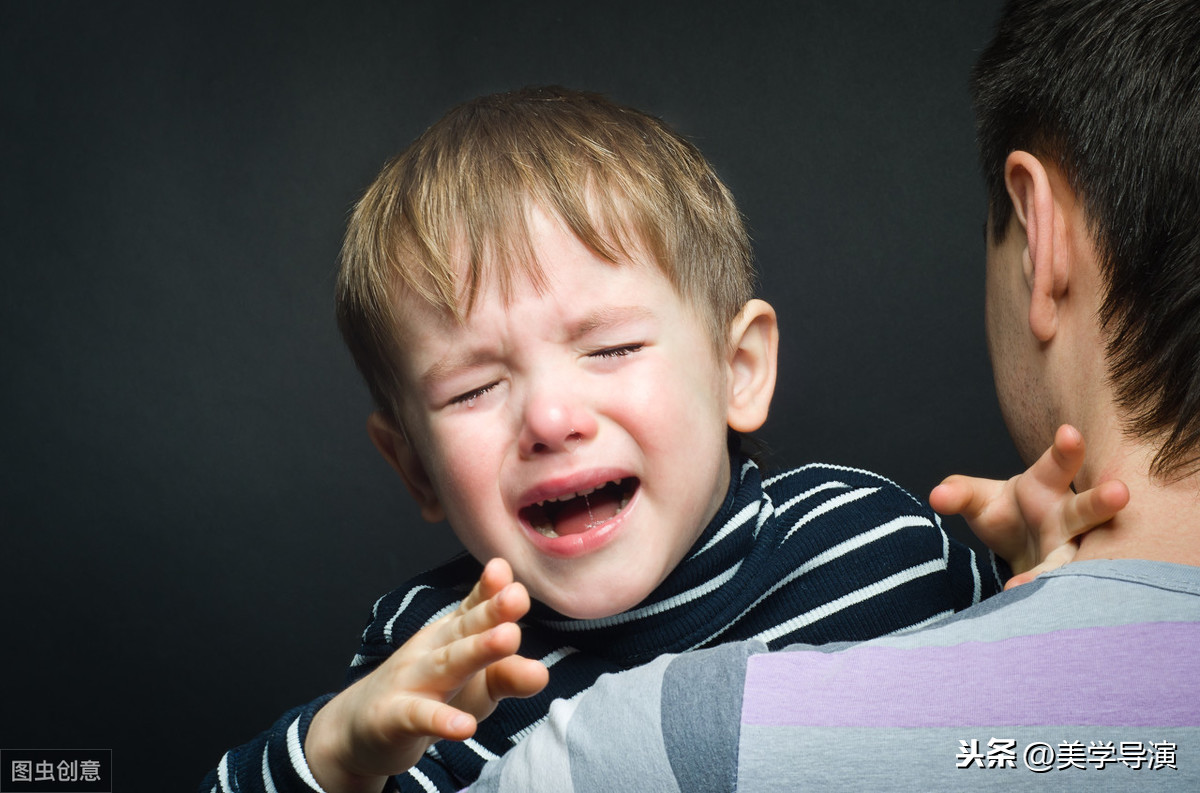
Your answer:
[570,306,654,339]
[420,349,495,390]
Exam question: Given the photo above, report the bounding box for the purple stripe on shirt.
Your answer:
[743,621,1200,728]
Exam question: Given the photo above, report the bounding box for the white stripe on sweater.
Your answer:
[401,737,500,787]
[796,514,934,572]
[989,550,1003,599]
[740,458,756,479]
[407,765,440,793]
[356,597,462,665]
[772,461,913,491]
[782,486,882,543]
[689,515,934,649]
[539,646,579,667]
[691,458,762,557]
[358,601,466,669]
[772,481,850,518]
[424,602,459,626]
[216,754,230,792]
[261,744,279,793]
[286,717,327,791]
[970,547,982,604]
[751,558,949,645]
[383,585,433,643]
[689,500,760,559]
[753,489,774,537]
[465,737,501,762]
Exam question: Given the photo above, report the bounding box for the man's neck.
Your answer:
[1074,441,1200,567]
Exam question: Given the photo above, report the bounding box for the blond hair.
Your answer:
[336,86,754,419]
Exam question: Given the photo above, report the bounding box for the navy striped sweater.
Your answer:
[202,455,1005,793]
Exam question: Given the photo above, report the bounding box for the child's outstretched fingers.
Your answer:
[389,693,478,743]
[933,424,1131,585]
[1031,424,1086,494]
[926,472,1003,523]
[431,590,529,690]
[1003,478,1130,589]
[305,558,545,790]
[929,474,1004,523]
[437,579,548,720]
[485,652,551,701]
[1013,426,1130,565]
[929,474,1023,562]
[1057,478,1130,542]
[456,557,518,617]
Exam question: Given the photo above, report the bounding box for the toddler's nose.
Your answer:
[519,393,597,457]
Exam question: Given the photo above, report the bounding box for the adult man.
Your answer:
[466,1,1200,790]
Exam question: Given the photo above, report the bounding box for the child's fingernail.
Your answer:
[451,713,472,732]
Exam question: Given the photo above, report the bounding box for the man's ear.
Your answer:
[366,411,445,522]
[725,299,779,433]
[1004,150,1070,342]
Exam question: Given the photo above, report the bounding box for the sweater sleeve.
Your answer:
[198,695,336,793]
[198,556,481,793]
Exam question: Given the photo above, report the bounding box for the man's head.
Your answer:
[971,0,1200,479]
[336,87,778,618]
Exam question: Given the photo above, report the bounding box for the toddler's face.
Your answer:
[387,206,734,619]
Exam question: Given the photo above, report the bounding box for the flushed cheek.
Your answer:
[630,408,727,526]
[425,433,509,521]
[618,360,721,436]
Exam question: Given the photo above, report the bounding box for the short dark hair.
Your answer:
[971,0,1200,478]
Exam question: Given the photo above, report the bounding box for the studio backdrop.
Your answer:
[0,1,1014,787]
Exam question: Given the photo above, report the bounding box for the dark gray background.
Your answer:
[1,1,1015,788]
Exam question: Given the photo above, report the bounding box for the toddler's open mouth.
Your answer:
[520,477,638,538]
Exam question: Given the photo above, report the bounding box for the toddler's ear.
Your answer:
[725,299,778,433]
[366,412,446,522]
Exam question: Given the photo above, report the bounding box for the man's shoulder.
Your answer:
[1038,558,1200,605]
[869,558,1200,651]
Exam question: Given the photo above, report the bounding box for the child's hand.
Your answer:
[304,558,549,793]
[929,424,1129,590]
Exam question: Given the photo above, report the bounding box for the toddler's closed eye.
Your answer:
[450,382,498,405]
[589,344,643,359]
